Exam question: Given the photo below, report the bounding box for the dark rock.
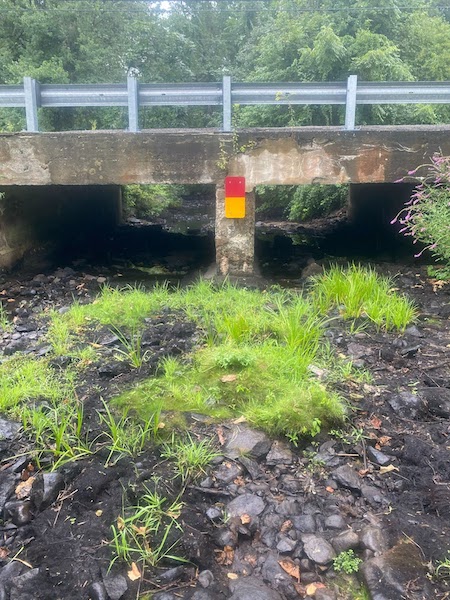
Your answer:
[275,499,299,516]
[198,570,214,588]
[361,484,388,507]
[420,387,450,418]
[153,594,177,600]
[332,465,361,492]
[388,392,426,419]
[292,514,316,534]
[213,527,237,548]
[362,541,432,600]
[0,419,21,441]
[88,581,108,600]
[315,590,337,600]
[360,526,388,554]
[324,514,346,530]
[229,576,284,600]
[190,591,216,600]
[103,572,128,600]
[3,501,33,526]
[97,360,129,378]
[276,537,297,553]
[238,456,262,480]
[399,344,420,358]
[0,473,18,514]
[347,342,370,359]
[206,507,222,522]
[404,325,424,337]
[157,566,184,584]
[367,447,393,467]
[227,494,265,518]
[331,529,360,553]
[42,472,65,507]
[214,461,243,484]
[266,441,293,465]
[224,426,271,459]
[302,535,336,565]
[9,569,40,600]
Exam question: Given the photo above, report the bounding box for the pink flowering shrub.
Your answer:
[392,153,450,273]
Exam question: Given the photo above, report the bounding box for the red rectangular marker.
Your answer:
[225,177,246,219]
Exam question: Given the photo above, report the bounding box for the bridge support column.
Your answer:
[215,185,255,276]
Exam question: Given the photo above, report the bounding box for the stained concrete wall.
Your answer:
[0,185,122,268]
[1,127,450,186]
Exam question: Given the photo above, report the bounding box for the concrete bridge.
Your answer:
[1,125,450,272]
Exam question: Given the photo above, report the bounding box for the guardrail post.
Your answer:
[127,76,139,132]
[222,75,232,132]
[344,75,357,131]
[23,77,40,132]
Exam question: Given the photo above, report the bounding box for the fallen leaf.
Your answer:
[0,547,9,560]
[217,426,226,446]
[370,415,382,429]
[379,464,399,475]
[280,520,293,533]
[326,486,335,494]
[20,463,35,481]
[240,514,252,525]
[117,516,125,531]
[358,469,369,477]
[215,546,234,566]
[15,477,35,500]
[95,510,103,517]
[377,435,392,447]
[306,582,326,596]
[234,476,245,486]
[227,573,239,580]
[232,415,247,424]
[278,559,300,581]
[127,562,141,581]
[221,374,237,383]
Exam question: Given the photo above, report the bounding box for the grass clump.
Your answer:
[111,486,184,571]
[311,264,417,331]
[0,302,11,332]
[161,433,219,485]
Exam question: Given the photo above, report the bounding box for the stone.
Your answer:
[360,526,388,554]
[230,575,284,600]
[88,581,108,600]
[331,465,361,492]
[0,419,21,441]
[191,592,215,600]
[238,456,262,480]
[324,514,346,530]
[292,514,317,534]
[362,541,432,600]
[302,535,336,565]
[265,441,293,465]
[0,473,18,514]
[3,501,33,526]
[315,590,337,600]
[205,507,222,522]
[261,552,292,587]
[367,446,393,466]
[102,573,128,600]
[361,484,388,508]
[276,537,297,553]
[214,461,243,484]
[331,529,360,553]
[9,569,40,600]
[227,494,265,518]
[42,472,65,507]
[420,387,450,418]
[224,426,271,459]
[388,392,426,419]
[198,570,214,588]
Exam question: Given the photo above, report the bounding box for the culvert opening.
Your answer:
[255,183,418,278]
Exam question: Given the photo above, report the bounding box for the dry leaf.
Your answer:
[127,562,141,581]
[377,435,392,447]
[232,415,247,424]
[95,510,103,517]
[278,559,300,581]
[221,374,237,383]
[326,486,335,494]
[379,464,399,475]
[280,520,293,533]
[227,573,238,580]
[0,547,9,560]
[234,476,245,486]
[215,545,234,566]
[20,463,35,481]
[306,582,326,596]
[358,469,369,477]
[117,516,125,531]
[15,477,35,500]
[217,426,226,446]
[240,514,252,525]
[370,415,382,429]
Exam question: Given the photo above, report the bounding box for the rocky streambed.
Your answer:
[0,264,449,600]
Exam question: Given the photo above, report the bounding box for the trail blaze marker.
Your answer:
[225,176,245,218]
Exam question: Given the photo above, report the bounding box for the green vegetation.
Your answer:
[110,487,184,570]
[333,550,363,574]
[161,434,219,486]
[110,326,150,369]
[435,551,450,580]
[311,264,417,331]
[0,302,11,332]
[122,185,183,220]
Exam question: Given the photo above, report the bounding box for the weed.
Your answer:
[0,302,11,331]
[311,264,417,331]
[110,325,149,368]
[330,426,366,446]
[110,486,185,571]
[435,551,450,580]
[333,549,363,574]
[98,400,158,466]
[161,433,218,485]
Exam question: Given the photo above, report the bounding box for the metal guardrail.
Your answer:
[0,75,450,133]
